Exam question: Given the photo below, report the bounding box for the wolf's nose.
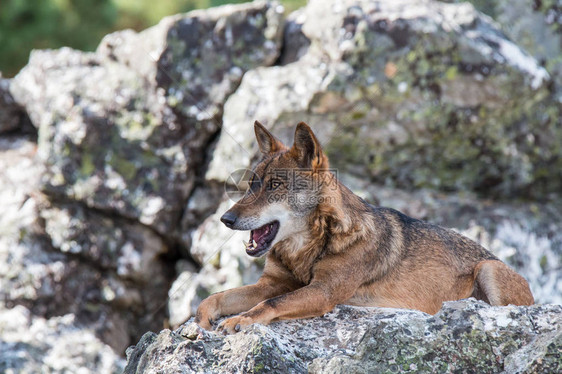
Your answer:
[220,211,237,228]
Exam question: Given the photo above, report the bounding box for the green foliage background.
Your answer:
[0,0,306,77]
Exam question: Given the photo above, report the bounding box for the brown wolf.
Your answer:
[195,121,534,334]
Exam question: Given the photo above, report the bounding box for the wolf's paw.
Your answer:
[194,307,216,330]
[216,315,253,335]
[195,296,221,331]
[194,315,214,331]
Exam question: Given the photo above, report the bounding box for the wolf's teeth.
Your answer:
[251,239,256,247]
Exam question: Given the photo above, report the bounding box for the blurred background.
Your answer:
[0,0,306,77]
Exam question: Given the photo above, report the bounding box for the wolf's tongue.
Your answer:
[251,224,270,244]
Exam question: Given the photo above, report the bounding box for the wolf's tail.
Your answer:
[472,260,534,306]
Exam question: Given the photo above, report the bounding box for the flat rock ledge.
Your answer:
[124,299,561,373]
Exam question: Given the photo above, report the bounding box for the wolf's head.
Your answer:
[220,121,334,257]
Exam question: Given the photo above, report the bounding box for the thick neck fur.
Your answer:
[270,173,375,284]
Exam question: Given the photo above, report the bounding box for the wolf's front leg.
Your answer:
[195,283,279,330]
[216,282,347,334]
[195,261,300,330]
[217,253,366,334]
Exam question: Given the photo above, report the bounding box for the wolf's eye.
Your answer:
[270,180,282,190]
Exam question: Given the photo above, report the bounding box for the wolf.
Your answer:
[195,121,534,334]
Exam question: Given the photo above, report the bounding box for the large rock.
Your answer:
[124,300,562,373]
[208,0,561,198]
[0,135,172,353]
[10,0,284,235]
[38,202,174,349]
[311,301,562,373]
[0,304,124,374]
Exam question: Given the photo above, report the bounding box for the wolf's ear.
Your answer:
[290,122,328,169]
[254,120,286,155]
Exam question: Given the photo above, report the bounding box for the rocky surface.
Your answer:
[1,0,561,373]
[0,133,169,356]
[124,300,562,373]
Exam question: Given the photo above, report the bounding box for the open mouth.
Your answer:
[243,221,280,257]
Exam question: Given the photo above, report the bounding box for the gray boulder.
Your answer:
[124,300,562,373]
[39,202,174,349]
[208,0,561,198]
[0,304,124,374]
[10,0,284,235]
[0,135,170,353]
[0,136,127,368]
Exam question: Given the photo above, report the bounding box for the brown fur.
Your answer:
[195,121,534,334]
